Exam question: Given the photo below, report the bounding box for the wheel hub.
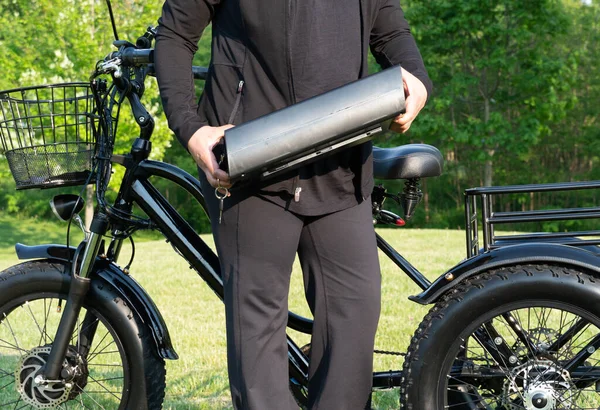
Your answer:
[502,360,572,410]
[15,345,88,408]
[524,386,554,409]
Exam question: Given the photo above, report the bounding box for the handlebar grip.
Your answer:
[120,48,154,65]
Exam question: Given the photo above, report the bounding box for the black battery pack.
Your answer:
[222,65,406,184]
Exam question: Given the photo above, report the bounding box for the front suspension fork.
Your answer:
[43,213,109,380]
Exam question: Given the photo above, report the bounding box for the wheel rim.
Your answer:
[444,302,600,409]
[0,293,130,409]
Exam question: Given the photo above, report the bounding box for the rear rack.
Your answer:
[464,180,600,257]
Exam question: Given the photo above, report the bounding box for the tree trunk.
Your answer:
[484,156,493,187]
[483,97,494,187]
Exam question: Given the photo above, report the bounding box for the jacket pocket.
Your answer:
[227,80,245,124]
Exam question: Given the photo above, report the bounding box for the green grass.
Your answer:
[0,215,468,409]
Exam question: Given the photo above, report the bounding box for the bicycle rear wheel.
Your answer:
[401,264,600,409]
[0,260,165,409]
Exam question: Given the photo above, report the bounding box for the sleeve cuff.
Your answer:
[175,119,208,150]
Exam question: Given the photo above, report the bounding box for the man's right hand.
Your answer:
[187,125,234,189]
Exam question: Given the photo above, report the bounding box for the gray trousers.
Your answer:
[203,187,381,410]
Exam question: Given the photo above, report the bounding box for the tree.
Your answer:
[403,0,577,190]
[538,0,600,184]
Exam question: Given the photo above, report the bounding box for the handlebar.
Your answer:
[97,47,208,81]
[191,66,209,81]
[119,48,154,66]
[89,27,209,227]
[91,36,209,147]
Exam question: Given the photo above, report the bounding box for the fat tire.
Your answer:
[400,264,600,409]
[0,260,166,409]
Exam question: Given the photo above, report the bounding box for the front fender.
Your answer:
[15,243,178,360]
[15,243,75,261]
[410,242,600,305]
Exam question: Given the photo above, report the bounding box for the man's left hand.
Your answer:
[390,68,427,133]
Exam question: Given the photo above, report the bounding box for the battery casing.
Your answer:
[223,65,405,183]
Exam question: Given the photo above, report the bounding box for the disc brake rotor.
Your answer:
[15,346,75,408]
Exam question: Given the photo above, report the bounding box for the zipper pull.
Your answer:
[294,187,302,202]
[227,80,245,124]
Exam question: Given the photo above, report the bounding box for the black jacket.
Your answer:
[155,0,431,211]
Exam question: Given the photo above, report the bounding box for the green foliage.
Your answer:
[404,0,578,187]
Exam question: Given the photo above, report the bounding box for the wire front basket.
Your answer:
[0,83,98,190]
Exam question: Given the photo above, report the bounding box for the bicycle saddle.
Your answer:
[373,144,443,180]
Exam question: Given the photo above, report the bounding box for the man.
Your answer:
[155,1,431,408]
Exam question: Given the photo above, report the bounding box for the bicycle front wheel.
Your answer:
[0,260,166,409]
[401,264,600,409]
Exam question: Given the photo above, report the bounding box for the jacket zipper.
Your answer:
[285,0,296,104]
[227,80,245,124]
[285,0,300,202]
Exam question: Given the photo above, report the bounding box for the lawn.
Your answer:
[0,214,467,409]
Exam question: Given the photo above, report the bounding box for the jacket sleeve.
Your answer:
[369,0,432,98]
[155,0,220,148]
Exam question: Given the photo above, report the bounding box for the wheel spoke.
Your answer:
[564,333,600,373]
[15,402,30,410]
[73,386,107,410]
[85,330,112,363]
[0,398,23,408]
[1,313,22,358]
[22,302,45,349]
[0,378,16,391]
[85,372,123,402]
[0,339,27,354]
[549,313,584,357]
[86,341,118,364]
[42,298,54,346]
